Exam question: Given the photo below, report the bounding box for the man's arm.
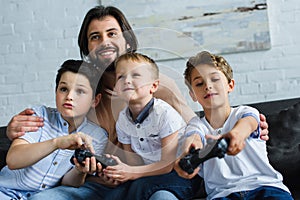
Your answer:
[6,108,44,140]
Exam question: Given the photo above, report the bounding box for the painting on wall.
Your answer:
[101,0,271,61]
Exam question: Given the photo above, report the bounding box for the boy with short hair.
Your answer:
[175,51,293,199]
[102,52,199,199]
[0,60,108,200]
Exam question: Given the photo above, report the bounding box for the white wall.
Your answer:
[0,0,300,126]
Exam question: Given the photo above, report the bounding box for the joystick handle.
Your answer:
[179,137,230,174]
[70,149,117,168]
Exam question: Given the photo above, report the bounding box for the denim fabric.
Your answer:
[149,190,178,200]
[29,181,128,200]
[123,170,203,200]
[29,172,203,200]
[214,186,294,200]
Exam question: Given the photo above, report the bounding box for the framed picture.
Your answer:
[101,0,271,61]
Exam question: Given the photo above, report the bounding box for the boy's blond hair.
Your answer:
[184,51,233,90]
[115,52,159,80]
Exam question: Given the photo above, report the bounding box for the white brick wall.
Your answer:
[0,0,300,126]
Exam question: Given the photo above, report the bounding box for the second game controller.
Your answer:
[70,149,117,168]
[179,137,230,174]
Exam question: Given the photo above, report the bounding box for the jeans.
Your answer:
[149,190,178,200]
[123,170,203,200]
[214,186,294,200]
[29,171,203,200]
[28,181,131,200]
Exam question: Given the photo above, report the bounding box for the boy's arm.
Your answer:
[6,132,93,169]
[6,108,44,140]
[104,131,178,182]
[224,116,258,155]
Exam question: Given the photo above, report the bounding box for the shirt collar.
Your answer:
[129,98,155,124]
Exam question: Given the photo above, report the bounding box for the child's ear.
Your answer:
[228,79,235,93]
[150,80,159,94]
[92,93,102,108]
[189,90,198,102]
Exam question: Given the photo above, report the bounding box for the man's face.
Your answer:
[87,16,129,69]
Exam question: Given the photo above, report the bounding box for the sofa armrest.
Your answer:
[0,126,10,169]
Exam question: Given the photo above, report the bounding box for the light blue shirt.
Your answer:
[194,106,290,199]
[0,105,108,198]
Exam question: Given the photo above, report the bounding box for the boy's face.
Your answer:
[189,64,234,109]
[56,71,97,122]
[115,60,159,104]
[87,16,129,68]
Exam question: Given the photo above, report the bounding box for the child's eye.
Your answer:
[117,75,124,80]
[59,87,68,92]
[195,82,203,87]
[212,78,220,82]
[132,73,140,77]
[77,89,85,95]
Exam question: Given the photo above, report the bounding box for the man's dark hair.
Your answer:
[55,60,101,96]
[78,6,138,60]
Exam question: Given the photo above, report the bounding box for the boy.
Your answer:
[0,60,108,200]
[102,52,198,199]
[175,51,293,199]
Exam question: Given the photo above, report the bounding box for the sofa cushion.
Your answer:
[266,101,300,194]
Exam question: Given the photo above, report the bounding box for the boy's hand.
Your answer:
[103,155,132,182]
[207,132,245,155]
[54,132,95,153]
[6,108,44,140]
[174,155,200,179]
[72,156,101,175]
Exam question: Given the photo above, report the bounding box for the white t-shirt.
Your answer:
[116,98,186,165]
[194,106,290,199]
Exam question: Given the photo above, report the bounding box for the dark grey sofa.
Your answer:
[0,97,299,199]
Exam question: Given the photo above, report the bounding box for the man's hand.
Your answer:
[259,114,269,141]
[6,108,44,140]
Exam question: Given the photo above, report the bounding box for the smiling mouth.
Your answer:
[204,93,217,99]
[123,88,134,92]
[96,48,117,57]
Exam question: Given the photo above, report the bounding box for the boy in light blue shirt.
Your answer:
[0,60,108,200]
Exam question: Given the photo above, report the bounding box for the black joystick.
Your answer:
[179,137,230,174]
[70,149,117,168]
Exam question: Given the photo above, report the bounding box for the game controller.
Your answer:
[179,137,230,174]
[70,149,117,168]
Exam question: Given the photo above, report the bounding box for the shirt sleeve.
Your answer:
[237,106,260,138]
[184,116,206,145]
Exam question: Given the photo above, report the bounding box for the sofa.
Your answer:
[0,97,299,199]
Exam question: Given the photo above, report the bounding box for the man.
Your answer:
[7,6,269,200]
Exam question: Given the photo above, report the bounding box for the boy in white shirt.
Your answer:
[175,51,293,200]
